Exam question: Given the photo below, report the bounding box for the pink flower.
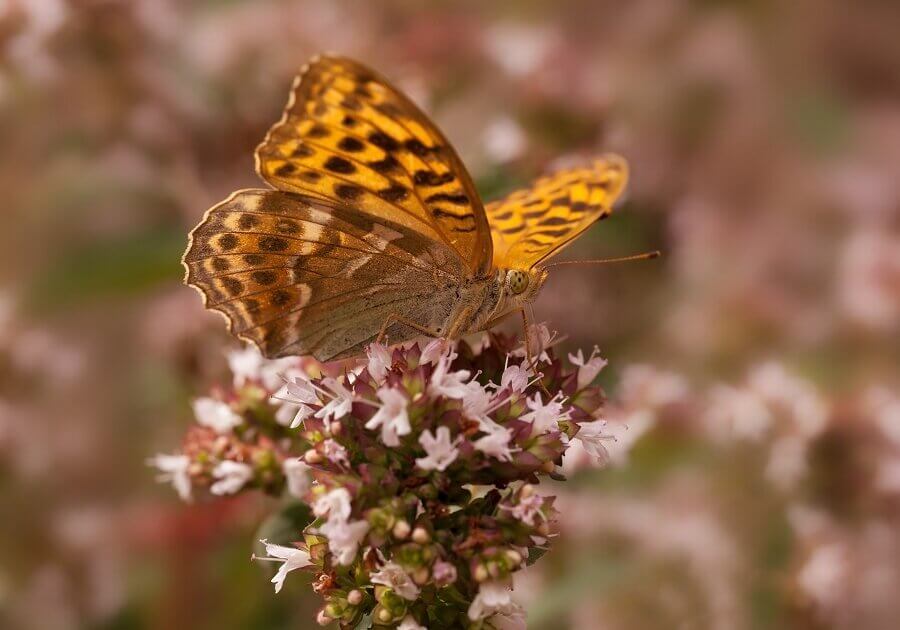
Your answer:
[370,561,420,600]
[315,516,369,566]
[507,492,545,526]
[312,488,352,521]
[397,616,427,630]
[468,579,519,621]
[148,454,192,501]
[273,374,318,428]
[255,539,312,593]
[416,427,460,471]
[474,421,515,461]
[227,345,295,390]
[462,380,494,421]
[432,560,458,586]
[521,393,569,434]
[365,387,411,447]
[429,355,472,399]
[192,397,242,433]
[322,439,349,467]
[420,338,452,365]
[210,460,253,495]
[574,419,613,463]
[315,377,355,422]
[499,362,532,393]
[282,458,310,499]
[568,347,608,389]
[311,488,369,565]
[366,343,393,383]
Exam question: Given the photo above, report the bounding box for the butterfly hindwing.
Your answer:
[183,189,465,360]
[486,155,628,269]
[255,55,493,276]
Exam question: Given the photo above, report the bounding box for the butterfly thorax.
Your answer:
[447,267,547,335]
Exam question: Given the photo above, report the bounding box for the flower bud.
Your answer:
[347,589,364,605]
[411,526,430,544]
[473,563,489,582]
[316,610,330,626]
[520,484,535,498]
[304,449,323,465]
[412,566,430,585]
[432,560,457,586]
[505,549,523,567]
[377,606,393,623]
[325,601,345,618]
[392,520,411,540]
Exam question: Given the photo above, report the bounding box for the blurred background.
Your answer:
[1,0,899,628]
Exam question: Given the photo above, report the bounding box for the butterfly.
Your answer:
[183,55,629,361]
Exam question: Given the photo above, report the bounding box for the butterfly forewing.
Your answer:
[486,155,628,269]
[255,55,493,276]
[183,189,465,360]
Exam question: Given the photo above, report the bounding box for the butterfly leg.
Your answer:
[375,313,443,347]
[520,309,552,397]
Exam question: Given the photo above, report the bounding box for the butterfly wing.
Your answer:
[255,55,493,276]
[183,189,465,361]
[486,155,628,269]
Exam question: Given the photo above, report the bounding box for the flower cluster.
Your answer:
[151,330,609,628]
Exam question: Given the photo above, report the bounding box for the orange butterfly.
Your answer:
[183,55,631,361]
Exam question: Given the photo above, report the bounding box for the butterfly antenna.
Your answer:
[542,250,661,268]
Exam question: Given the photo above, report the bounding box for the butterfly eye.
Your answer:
[507,270,529,295]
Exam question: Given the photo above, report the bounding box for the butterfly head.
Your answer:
[502,267,547,304]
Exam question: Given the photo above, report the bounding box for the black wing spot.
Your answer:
[337,137,365,152]
[378,185,409,202]
[341,95,363,111]
[432,208,475,222]
[291,144,314,158]
[368,131,400,152]
[252,270,278,285]
[413,170,454,186]
[218,234,239,250]
[324,156,356,174]
[275,218,302,235]
[258,236,289,252]
[274,163,296,176]
[237,214,258,229]
[539,217,569,226]
[335,184,363,200]
[306,124,330,138]
[221,277,244,296]
[369,155,401,175]
[271,289,292,306]
[404,138,431,156]
[426,192,469,206]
